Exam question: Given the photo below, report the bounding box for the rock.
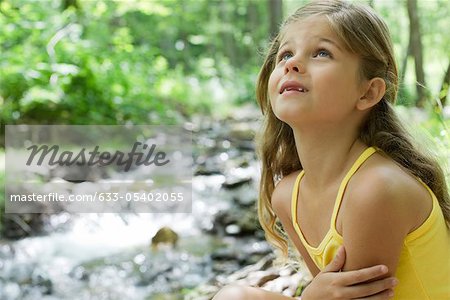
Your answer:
[50,163,108,183]
[210,248,238,261]
[211,207,259,237]
[33,274,53,295]
[229,123,256,141]
[222,253,274,282]
[222,175,252,190]
[1,213,46,240]
[69,266,89,281]
[194,163,222,176]
[151,226,179,250]
[185,253,312,300]
[235,140,255,151]
[236,211,259,235]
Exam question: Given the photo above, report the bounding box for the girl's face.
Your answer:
[268,16,366,127]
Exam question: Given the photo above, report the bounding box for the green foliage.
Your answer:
[419,0,450,92]
[0,0,270,127]
[373,0,449,106]
[419,111,450,179]
[397,104,450,186]
[397,83,416,107]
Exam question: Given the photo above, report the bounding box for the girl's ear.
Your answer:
[356,77,386,111]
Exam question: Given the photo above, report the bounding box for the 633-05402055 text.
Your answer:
[8,192,185,202]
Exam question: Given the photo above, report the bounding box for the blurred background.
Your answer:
[0,0,448,299]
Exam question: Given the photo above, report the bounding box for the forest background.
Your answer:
[0,0,449,298]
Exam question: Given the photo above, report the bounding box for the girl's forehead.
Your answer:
[278,16,350,53]
[279,16,335,43]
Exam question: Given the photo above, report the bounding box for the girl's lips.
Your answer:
[281,89,307,97]
[279,80,309,94]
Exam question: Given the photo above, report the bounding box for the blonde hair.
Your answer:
[256,0,450,262]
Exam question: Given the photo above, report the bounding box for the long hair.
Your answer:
[256,0,450,262]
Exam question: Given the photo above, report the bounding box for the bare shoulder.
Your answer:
[344,151,432,234]
[271,171,302,218]
[340,151,433,273]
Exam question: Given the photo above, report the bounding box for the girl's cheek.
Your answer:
[268,71,277,93]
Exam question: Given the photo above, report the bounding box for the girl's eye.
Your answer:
[278,51,293,62]
[313,49,332,58]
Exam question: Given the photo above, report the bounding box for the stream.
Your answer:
[0,111,271,300]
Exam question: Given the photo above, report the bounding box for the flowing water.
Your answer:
[0,121,266,300]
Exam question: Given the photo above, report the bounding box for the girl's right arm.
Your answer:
[300,246,396,299]
[271,174,397,299]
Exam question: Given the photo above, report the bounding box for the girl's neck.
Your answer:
[292,125,367,191]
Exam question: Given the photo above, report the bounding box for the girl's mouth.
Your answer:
[279,81,309,94]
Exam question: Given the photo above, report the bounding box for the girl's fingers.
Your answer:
[346,277,398,299]
[340,265,389,285]
[354,288,395,299]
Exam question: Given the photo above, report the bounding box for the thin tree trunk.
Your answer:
[400,40,411,86]
[406,0,427,107]
[246,1,259,65]
[268,0,283,40]
[247,1,258,32]
[219,0,237,66]
[179,1,190,71]
[62,0,79,11]
[438,61,450,107]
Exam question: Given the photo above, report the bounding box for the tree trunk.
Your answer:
[219,0,237,66]
[268,0,283,40]
[400,40,411,86]
[406,0,427,107]
[438,61,450,107]
[62,0,79,11]
[247,1,259,32]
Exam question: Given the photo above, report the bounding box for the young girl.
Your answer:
[214,1,450,299]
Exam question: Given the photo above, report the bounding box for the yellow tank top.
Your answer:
[291,147,450,299]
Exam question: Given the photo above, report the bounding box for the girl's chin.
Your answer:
[273,110,303,126]
[270,100,309,124]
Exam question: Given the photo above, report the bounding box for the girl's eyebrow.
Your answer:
[278,40,290,51]
[277,36,342,52]
[315,37,343,51]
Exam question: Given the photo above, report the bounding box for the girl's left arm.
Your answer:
[341,170,416,278]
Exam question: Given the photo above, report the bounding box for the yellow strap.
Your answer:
[330,147,377,228]
[291,147,377,250]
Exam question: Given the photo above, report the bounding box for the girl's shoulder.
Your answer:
[350,151,429,199]
[343,151,432,232]
[271,170,302,217]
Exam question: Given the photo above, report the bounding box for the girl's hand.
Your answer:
[301,246,398,300]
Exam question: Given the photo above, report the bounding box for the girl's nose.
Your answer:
[284,57,304,74]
